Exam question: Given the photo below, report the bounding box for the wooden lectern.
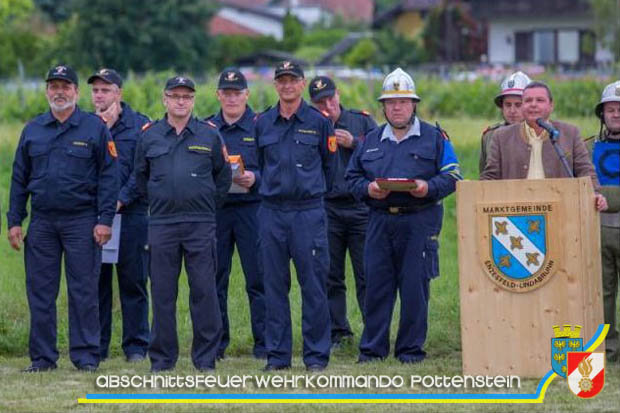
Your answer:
[456,177,604,377]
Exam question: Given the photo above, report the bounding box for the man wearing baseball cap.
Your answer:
[134,75,231,372]
[7,64,117,372]
[207,68,266,361]
[88,68,150,363]
[308,75,377,348]
[255,61,336,371]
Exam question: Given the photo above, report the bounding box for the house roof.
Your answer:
[298,0,374,23]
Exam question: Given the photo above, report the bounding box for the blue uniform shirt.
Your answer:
[255,99,336,205]
[134,115,232,225]
[327,106,377,200]
[345,118,462,209]
[8,106,118,227]
[208,106,261,205]
[108,102,150,214]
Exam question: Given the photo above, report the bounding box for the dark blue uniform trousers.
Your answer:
[99,213,149,359]
[148,222,222,370]
[258,204,331,367]
[216,202,266,358]
[359,206,441,363]
[25,215,101,369]
[325,200,368,340]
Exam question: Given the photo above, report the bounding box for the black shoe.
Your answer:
[151,366,174,373]
[197,366,215,373]
[21,364,57,373]
[263,364,291,372]
[77,364,98,373]
[126,354,146,363]
[216,353,226,361]
[306,364,326,372]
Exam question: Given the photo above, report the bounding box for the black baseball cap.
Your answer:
[309,76,336,102]
[88,68,123,88]
[165,76,196,91]
[46,64,78,85]
[274,60,304,79]
[218,68,247,90]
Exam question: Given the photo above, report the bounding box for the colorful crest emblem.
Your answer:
[567,352,605,398]
[479,202,559,292]
[507,79,515,88]
[226,72,238,81]
[551,324,583,378]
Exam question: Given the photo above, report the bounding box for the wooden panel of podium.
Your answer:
[456,177,604,377]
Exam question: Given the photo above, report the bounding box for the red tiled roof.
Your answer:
[209,15,263,37]
[299,0,374,23]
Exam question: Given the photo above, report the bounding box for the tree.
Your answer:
[281,11,303,52]
[590,0,620,61]
[0,0,41,77]
[50,0,215,73]
[344,38,378,67]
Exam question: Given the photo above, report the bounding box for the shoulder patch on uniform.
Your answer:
[141,122,153,132]
[328,136,337,153]
[482,122,503,135]
[350,108,371,117]
[107,141,118,158]
[435,122,451,141]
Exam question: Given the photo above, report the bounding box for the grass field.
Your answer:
[0,116,618,412]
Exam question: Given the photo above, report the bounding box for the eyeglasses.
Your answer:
[165,93,195,102]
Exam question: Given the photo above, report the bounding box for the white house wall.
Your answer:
[488,17,611,64]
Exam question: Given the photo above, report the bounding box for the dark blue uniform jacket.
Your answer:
[346,120,462,209]
[255,99,336,206]
[8,106,117,227]
[208,106,261,205]
[112,102,150,214]
[134,115,232,225]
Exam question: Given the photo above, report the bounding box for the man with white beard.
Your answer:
[7,64,117,373]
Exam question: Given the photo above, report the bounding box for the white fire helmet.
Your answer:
[494,71,531,107]
[378,68,420,102]
[595,80,620,119]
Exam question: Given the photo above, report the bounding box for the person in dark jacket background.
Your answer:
[88,68,151,363]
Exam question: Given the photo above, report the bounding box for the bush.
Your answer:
[0,73,609,124]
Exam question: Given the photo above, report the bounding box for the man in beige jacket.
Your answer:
[481,81,607,212]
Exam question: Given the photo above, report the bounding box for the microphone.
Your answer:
[536,118,559,139]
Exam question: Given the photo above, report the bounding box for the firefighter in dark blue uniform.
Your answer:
[134,76,232,372]
[208,68,266,360]
[88,68,150,362]
[308,75,377,346]
[7,65,117,372]
[256,61,336,371]
[346,68,462,364]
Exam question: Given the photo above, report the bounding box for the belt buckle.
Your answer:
[388,207,399,214]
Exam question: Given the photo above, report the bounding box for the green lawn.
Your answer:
[0,117,617,412]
